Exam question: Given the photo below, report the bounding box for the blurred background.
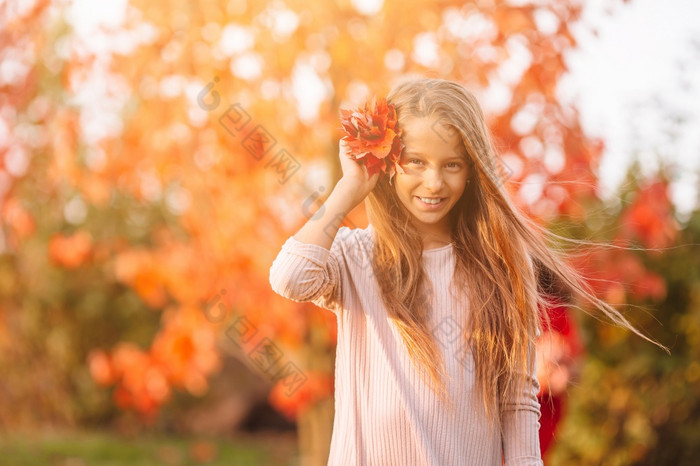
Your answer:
[1,0,698,465]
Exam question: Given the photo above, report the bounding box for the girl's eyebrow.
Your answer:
[403,151,464,162]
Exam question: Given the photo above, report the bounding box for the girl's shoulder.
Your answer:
[333,224,375,271]
[335,223,375,249]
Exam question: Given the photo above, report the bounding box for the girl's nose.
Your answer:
[423,168,444,192]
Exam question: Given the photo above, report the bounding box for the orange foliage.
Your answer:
[105,342,170,420]
[78,172,112,207]
[1,0,680,423]
[48,231,94,269]
[88,349,116,387]
[48,109,80,186]
[88,307,221,419]
[2,198,36,246]
[268,371,334,422]
[151,306,221,396]
[114,248,169,309]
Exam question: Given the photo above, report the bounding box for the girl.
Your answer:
[269,77,654,465]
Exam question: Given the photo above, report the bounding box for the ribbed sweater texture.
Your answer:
[269,224,542,465]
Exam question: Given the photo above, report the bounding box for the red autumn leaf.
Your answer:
[630,272,667,301]
[619,180,679,251]
[338,96,405,183]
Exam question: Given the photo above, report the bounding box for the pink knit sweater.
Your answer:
[269,224,542,465]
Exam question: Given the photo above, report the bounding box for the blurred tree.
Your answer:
[0,0,689,465]
[549,165,700,465]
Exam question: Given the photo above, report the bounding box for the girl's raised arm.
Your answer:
[292,139,379,249]
[268,139,378,311]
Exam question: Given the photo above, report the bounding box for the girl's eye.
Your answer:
[404,158,462,168]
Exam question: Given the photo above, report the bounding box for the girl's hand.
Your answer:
[337,139,380,206]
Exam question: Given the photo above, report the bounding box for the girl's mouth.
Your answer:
[415,196,446,209]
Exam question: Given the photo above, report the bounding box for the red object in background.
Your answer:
[538,394,563,456]
[537,297,584,460]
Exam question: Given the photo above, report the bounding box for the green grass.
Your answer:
[0,430,299,466]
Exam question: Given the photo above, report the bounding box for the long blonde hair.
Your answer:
[364,77,663,433]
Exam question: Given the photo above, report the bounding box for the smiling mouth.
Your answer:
[415,196,446,206]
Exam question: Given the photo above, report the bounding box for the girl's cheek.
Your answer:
[401,166,421,176]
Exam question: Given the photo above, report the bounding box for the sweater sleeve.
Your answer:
[268,227,350,314]
[501,341,543,466]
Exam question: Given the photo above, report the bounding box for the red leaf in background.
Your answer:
[338,96,405,183]
[620,180,679,251]
[571,245,668,303]
[630,271,667,301]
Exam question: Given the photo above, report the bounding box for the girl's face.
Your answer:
[394,116,470,241]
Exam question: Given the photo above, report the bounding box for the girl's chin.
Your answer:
[411,209,449,224]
